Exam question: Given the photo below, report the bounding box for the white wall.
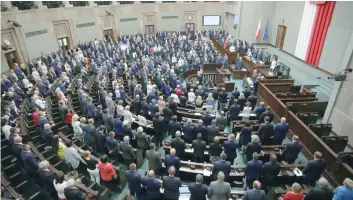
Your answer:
[74,18,100,43]
[318,2,353,74]
[238,1,276,42]
[270,1,305,55]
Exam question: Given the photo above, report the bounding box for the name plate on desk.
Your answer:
[293,168,303,176]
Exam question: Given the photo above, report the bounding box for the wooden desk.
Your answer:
[242,56,269,77]
[216,68,231,83]
[210,36,246,63]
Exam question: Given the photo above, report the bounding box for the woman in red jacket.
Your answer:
[65,108,73,128]
[32,108,39,126]
[283,183,304,200]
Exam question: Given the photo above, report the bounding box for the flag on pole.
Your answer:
[255,18,261,40]
[263,18,269,40]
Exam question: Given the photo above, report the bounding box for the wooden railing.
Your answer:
[258,82,353,186]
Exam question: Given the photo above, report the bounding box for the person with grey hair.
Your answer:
[216,111,227,131]
[64,178,86,200]
[162,166,182,200]
[135,126,149,158]
[132,95,141,115]
[37,160,58,199]
[258,116,275,145]
[245,152,263,189]
[245,134,262,162]
[171,131,186,160]
[188,174,208,200]
[206,120,219,144]
[105,92,115,115]
[201,110,214,126]
[262,154,280,194]
[123,105,133,126]
[223,133,239,163]
[208,171,231,200]
[183,118,195,143]
[102,108,114,131]
[119,136,136,166]
[168,115,182,138]
[212,152,232,181]
[195,119,207,140]
[243,180,266,200]
[304,177,333,200]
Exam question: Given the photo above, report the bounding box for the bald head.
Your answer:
[14,136,22,144]
[129,163,136,171]
[170,148,176,155]
[23,144,30,151]
[253,181,262,190]
[148,170,155,178]
[217,171,225,181]
[280,117,286,123]
[168,166,176,176]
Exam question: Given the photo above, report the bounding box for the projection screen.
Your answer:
[202,15,221,26]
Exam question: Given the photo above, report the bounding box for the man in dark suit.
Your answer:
[303,178,333,200]
[21,144,39,179]
[96,125,107,154]
[37,160,58,200]
[153,115,165,147]
[273,117,289,145]
[162,166,182,200]
[259,106,274,123]
[119,136,136,166]
[231,86,240,99]
[195,119,207,140]
[206,120,219,144]
[164,148,181,176]
[86,98,96,119]
[245,152,263,189]
[258,116,275,145]
[142,170,161,200]
[192,133,207,163]
[212,153,231,181]
[43,124,55,146]
[242,86,251,100]
[38,111,49,137]
[229,101,241,122]
[282,135,301,164]
[171,131,186,160]
[11,135,23,168]
[262,154,280,193]
[254,102,266,120]
[302,151,326,186]
[201,111,213,126]
[218,88,228,105]
[163,106,173,130]
[102,108,114,131]
[135,126,149,158]
[247,93,258,109]
[243,181,266,200]
[106,131,119,162]
[168,99,178,115]
[64,179,86,200]
[168,116,182,138]
[125,163,142,197]
[223,134,239,163]
[188,174,208,200]
[183,119,195,143]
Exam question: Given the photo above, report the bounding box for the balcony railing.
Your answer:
[94,1,112,5]
[141,1,156,4]
[11,1,37,10]
[119,1,133,4]
[69,1,89,7]
[42,1,64,8]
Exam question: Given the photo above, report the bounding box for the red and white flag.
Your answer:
[255,18,261,40]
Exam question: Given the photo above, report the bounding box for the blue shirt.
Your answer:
[333,186,353,200]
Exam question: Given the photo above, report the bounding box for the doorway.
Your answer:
[186,23,195,32]
[145,25,155,34]
[58,37,70,51]
[5,51,20,69]
[103,29,114,40]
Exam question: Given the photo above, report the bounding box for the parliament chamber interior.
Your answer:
[1,1,353,200]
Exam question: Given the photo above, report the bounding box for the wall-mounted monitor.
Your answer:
[202,15,221,26]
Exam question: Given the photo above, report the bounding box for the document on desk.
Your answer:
[293,168,303,176]
[194,113,201,116]
[185,148,193,153]
[203,169,211,176]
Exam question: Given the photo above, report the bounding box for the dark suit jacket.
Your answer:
[168,121,182,138]
[162,175,182,199]
[43,129,55,145]
[243,189,266,200]
[171,137,186,158]
[259,111,274,123]
[11,143,23,161]
[142,177,161,198]
[119,142,136,160]
[274,122,289,140]
[245,142,262,162]
[201,114,213,126]
[102,113,114,130]
[188,183,208,200]
[262,161,280,182]
[209,142,222,157]
[245,160,263,180]
[206,125,219,142]
[302,159,326,181]
[212,160,231,177]
[21,151,38,173]
[192,139,207,157]
[303,187,333,200]
[195,125,207,139]
[163,107,173,121]
[282,142,301,161]
[183,124,195,141]
[168,101,178,115]
[258,123,274,142]
[165,154,181,171]
[223,140,239,160]
[135,132,149,150]
[229,104,241,119]
[64,186,86,200]
[38,169,56,194]
[125,170,142,192]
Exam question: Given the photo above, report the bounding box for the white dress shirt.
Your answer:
[188,92,196,102]
[53,180,68,199]
[2,125,12,140]
[123,110,133,123]
[242,106,252,118]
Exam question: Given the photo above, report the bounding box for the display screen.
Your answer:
[203,15,221,26]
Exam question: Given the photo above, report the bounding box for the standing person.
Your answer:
[64,140,85,172]
[53,171,69,200]
[51,135,66,160]
[302,151,326,186]
[207,171,231,200]
[135,126,149,158]
[258,116,275,145]
[98,155,119,191]
[283,183,304,200]
[83,151,100,185]
[242,102,252,121]
[142,170,161,200]
[282,135,301,164]
[21,144,39,179]
[240,122,253,153]
[243,181,266,200]
[223,134,239,163]
[245,152,263,189]
[164,148,181,176]
[209,136,223,163]
[245,135,262,163]
[188,174,208,200]
[333,178,353,200]
[192,133,207,163]
[212,153,231,181]
[304,178,333,200]
[37,160,58,200]
[273,117,289,145]
[262,154,280,194]
[162,166,182,200]
[146,143,162,176]
[64,179,86,200]
[125,163,142,198]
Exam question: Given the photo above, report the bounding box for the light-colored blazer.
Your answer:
[208,180,231,200]
[64,146,84,169]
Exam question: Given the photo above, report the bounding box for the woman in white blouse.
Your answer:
[242,102,252,121]
[71,114,82,140]
[53,171,70,200]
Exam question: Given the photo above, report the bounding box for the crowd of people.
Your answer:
[2,29,353,200]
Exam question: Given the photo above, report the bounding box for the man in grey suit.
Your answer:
[102,108,114,131]
[146,143,162,176]
[242,181,266,200]
[119,136,136,166]
[208,171,231,200]
[162,166,182,200]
